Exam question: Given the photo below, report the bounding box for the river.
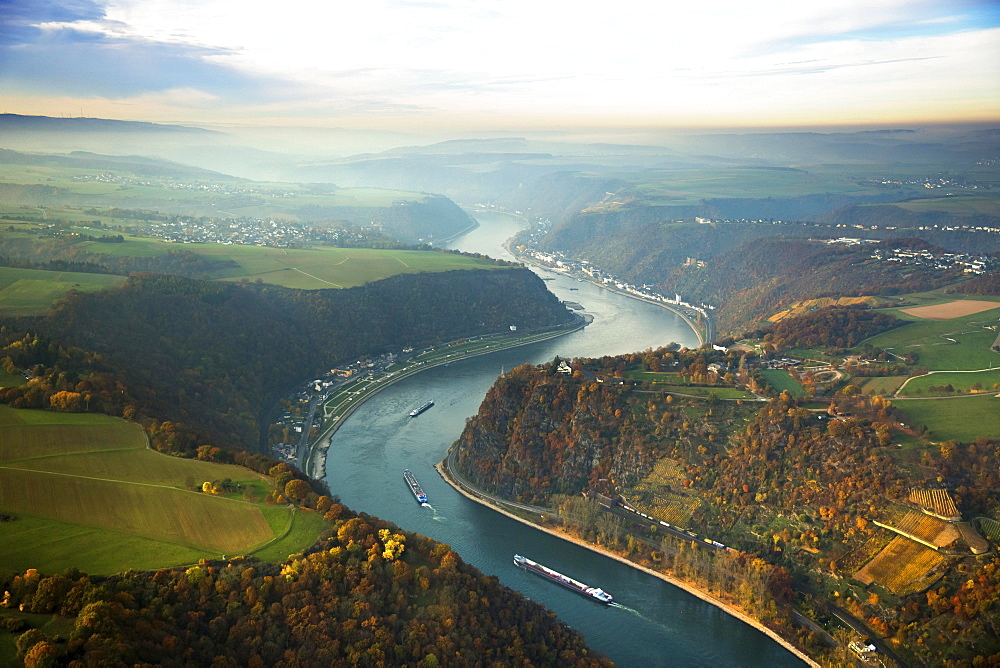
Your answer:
[321,211,804,667]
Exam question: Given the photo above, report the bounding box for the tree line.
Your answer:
[2,508,611,667]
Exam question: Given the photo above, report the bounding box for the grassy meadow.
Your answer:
[206,246,500,287]
[56,231,502,285]
[0,267,127,315]
[865,304,1000,371]
[898,370,1000,396]
[0,157,433,218]
[0,227,502,311]
[892,193,1000,216]
[619,166,875,207]
[0,370,26,387]
[859,375,908,396]
[0,406,325,574]
[893,396,1000,442]
[846,298,1000,442]
[759,369,807,398]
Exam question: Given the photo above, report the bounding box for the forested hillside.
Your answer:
[1,267,573,452]
[761,307,902,349]
[0,201,607,664]
[2,504,610,666]
[455,349,742,504]
[454,342,1000,665]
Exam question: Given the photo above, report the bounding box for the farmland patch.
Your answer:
[902,299,1000,320]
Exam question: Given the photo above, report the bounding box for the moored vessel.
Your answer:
[403,469,428,505]
[513,554,613,604]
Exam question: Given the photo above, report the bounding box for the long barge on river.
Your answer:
[513,554,613,604]
[409,400,434,417]
[403,469,428,505]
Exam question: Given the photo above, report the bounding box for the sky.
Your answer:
[1,0,999,131]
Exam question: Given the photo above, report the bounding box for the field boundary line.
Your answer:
[261,251,344,287]
[248,506,298,556]
[0,464,263,506]
[1,446,143,464]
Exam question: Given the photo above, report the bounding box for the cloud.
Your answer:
[1,0,997,126]
[0,1,279,101]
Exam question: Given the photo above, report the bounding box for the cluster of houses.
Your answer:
[869,247,992,274]
[268,351,403,464]
[514,246,716,320]
[118,216,384,248]
[852,174,985,191]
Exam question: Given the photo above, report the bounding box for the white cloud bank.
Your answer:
[11,0,1000,127]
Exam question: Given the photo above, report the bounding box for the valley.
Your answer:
[0,121,998,666]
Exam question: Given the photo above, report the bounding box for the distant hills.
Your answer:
[0,146,234,181]
[0,113,219,134]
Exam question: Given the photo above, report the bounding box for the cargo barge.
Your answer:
[409,400,434,417]
[403,469,428,505]
[513,554,613,604]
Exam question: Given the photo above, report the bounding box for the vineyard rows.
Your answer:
[908,488,960,519]
[885,509,958,547]
[855,536,946,595]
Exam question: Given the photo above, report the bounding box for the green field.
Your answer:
[897,370,1000,397]
[0,156,445,222]
[864,306,1000,371]
[0,236,502,306]
[624,371,752,398]
[859,376,908,396]
[0,370,25,387]
[0,406,324,574]
[208,246,500,287]
[0,267,127,315]
[0,607,75,665]
[759,369,807,398]
[618,166,873,207]
[627,371,685,383]
[892,194,1000,216]
[893,396,1000,442]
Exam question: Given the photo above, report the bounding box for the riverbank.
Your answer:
[435,457,820,668]
[304,318,589,477]
[505,241,710,346]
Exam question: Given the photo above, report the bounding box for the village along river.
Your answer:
[321,211,804,666]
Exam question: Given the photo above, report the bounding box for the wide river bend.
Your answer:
[322,212,804,667]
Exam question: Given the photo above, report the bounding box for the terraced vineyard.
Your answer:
[908,488,961,520]
[627,458,701,526]
[854,536,947,595]
[881,508,959,547]
[977,517,1000,542]
[837,532,895,574]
